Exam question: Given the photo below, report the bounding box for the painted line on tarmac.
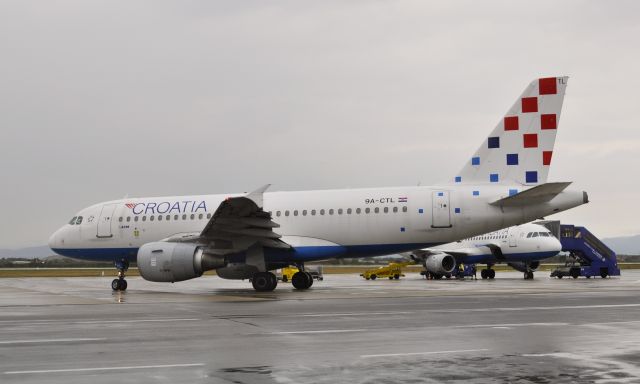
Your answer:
[454,322,569,328]
[361,348,489,358]
[271,329,367,335]
[293,311,414,317]
[0,337,106,345]
[435,303,640,313]
[0,318,200,326]
[4,363,205,375]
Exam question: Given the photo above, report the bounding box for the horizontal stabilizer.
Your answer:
[490,182,572,207]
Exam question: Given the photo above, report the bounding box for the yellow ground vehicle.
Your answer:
[360,262,413,280]
[278,266,323,283]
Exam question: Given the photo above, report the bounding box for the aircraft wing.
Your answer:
[490,182,572,207]
[161,185,291,252]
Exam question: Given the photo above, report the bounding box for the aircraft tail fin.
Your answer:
[453,77,569,186]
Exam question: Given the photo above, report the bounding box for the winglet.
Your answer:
[245,184,271,208]
[490,182,572,207]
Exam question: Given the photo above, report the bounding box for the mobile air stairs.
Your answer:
[540,222,620,279]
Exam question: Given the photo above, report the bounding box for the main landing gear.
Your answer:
[480,268,495,280]
[291,271,314,290]
[111,259,129,291]
[251,272,278,292]
[524,271,535,280]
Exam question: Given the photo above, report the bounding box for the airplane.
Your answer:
[49,76,588,292]
[409,222,561,280]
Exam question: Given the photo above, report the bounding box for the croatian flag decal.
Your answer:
[398,197,408,203]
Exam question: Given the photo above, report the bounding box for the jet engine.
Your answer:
[137,242,227,282]
[424,253,456,275]
[507,261,540,273]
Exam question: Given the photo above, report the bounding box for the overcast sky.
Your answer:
[1,1,639,248]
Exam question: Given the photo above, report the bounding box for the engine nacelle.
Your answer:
[424,253,456,275]
[507,261,540,273]
[137,242,227,282]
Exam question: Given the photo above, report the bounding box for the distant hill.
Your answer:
[0,246,54,259]
[603,235,640,256]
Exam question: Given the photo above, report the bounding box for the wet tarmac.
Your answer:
[1,271,639,383]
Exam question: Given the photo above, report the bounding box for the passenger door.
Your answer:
[431,191,452,228]
[508,227,518,247]
[97,204,118,238]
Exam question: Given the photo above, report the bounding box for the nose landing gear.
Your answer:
[112,259,129,291]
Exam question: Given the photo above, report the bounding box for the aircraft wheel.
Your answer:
[571,269,580,279]
[370,274,377,280]
[292,271,312,290]
[252,272,277,292]
[600,270,608,279]
[119,279,128,291]
[305,272,314,287]
[488,269,496,279]
[480,269,488,279]
[111,279,121,291]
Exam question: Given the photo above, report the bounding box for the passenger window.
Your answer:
[126,217,131,222]
[303,210,307,216]
[158,215,162,221]
[374,207,379,213]
[365,208,370,214]
[174,215,179,220]
[119,217,123,222]
[285,211,290,217]
[207,213,211,219]
[182,214,187,220]
[150,216,154,221]
[276,211,281,217]
[199,214,203,220]
[347,208,352,214]
[142,216,147,222]
[402,206,408,212]
[338,209,343,215]
[356,208,361,214]
[393,207,398,213]
[190,214,195,220]
[294,210,298,216]
[311,210,316,216]
[69,217,77,225]
[75,216,83,225]
[384,207,388,213]
[320,209,325,215]
[134,216,139,222]
[166,215,170,221]
[329,209,334,215]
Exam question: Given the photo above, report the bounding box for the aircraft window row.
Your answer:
[469,234,507,241]
[68,216,83,225]
[117,213,212,223]
[272,206,408,217]
[526,232,551,238]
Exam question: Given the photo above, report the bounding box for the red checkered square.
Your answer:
[522,97,538,113]
[523,133,538,148]
[539,77,557,95]
[504,116,519,131]
[541,114,557,130]
[543,151,553,165]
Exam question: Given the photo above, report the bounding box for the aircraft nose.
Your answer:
[550,236,562,253]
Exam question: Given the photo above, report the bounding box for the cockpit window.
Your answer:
[69,216,77,225]
[526,232,532,238]
[75,216,83,225]
[532,232,538,237]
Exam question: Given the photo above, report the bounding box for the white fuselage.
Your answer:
[49,184,585,264]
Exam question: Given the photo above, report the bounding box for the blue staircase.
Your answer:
[554,224,620,278]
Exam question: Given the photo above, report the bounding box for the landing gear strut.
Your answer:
[251,272,278,292]
[112,259,129,291]
[524,271,534,280]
